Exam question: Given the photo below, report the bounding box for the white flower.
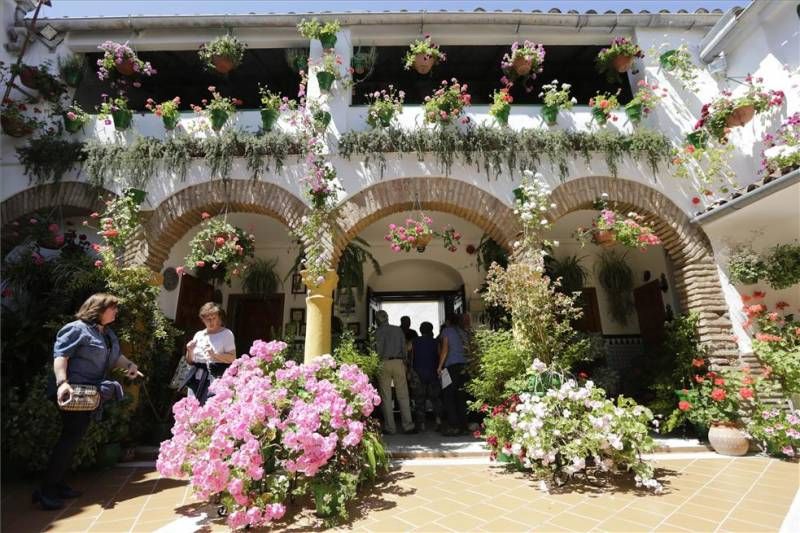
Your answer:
[552,240,560,247]
[570,97,577,104]
[532,358,547,374]
[562,408,571,418]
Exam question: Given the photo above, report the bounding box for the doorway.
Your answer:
[366,287,466,331]
[227,294,285,356]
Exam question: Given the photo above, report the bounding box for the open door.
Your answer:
[574,287,602,333]
[366,287,381,331]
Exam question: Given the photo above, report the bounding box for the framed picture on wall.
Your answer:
[290,308,305,323]
[346,322,360,336]
[291,273,305,294]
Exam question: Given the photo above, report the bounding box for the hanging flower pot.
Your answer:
[209,108,229,131]
[541,105,558,126]
[260,108,280,131]
[19,65,38,89]
[415,233,433,253]
[592,107,609,126]
[124,187,147,205]
[319,33,337,50]
[686,129,709,149]
[311,192,327,209]
[313,110,331,133]
[511,55,533,76]
[611,54,634,73]
[593,230,616,248]
[708,423,749,456]
[413,54,435,75]
[162,113,179,130]
[493,105,510,126]
[63,112,85,133]
[316,71,335,92]
[111,108,133,131]
[62,67,83,88]
[625,102,643,124]
[659,50,678,71]
[1,115,34,137]
[725,104,755,128]
[211,54,236,74]
[115,59,136,76]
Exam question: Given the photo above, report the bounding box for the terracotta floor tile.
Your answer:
[718,517,777,532]
[578,503,629,522]
[43,517,97,532]
[434,510,488,531]
[673,501,732,522]
[395,506,445,527]
[87,518,136,532]
[545,511,600,531]
[735,498,796,517]
[727,507,788,528]
[595,516,659,532]
[367,517,417,532]
[479,516,531,532]
[661,513,719,532]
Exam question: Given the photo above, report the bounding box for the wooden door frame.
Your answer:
[227,293,286,332]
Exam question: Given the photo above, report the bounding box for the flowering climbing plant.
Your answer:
[157,341,385,528]
[184,213,255,284]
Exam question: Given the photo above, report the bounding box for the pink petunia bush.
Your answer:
[157,340,385,528]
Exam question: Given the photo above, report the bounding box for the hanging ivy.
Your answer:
[15,131,305,188]
[338,126,673,180]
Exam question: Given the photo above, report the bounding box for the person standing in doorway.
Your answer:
[400,315,418,357]
[374,310,416,435]
[411,321,442,432]
[182,302,236,404]
[437,313,469,436]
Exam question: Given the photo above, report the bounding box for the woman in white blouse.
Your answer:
[182,302,236,403]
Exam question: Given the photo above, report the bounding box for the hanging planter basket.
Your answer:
[19,65,38,89]
[593,230,616,248]
[209,108,229,131]
[415,233,433,253]
[611,54,634,73]
[115,59,136,76]
[413,54,435,75]
[494,106,510,126]
[111,109,133,131]
[162,114,179,131]
[1,115,34,137]
[511,56,533,76]
[541,105,558,126]
[686,129,709,149]
[625,103,643,124]
[592,107,609,126]
[63,112,85,133]
[316,71,335,92]
[260,108,280,131]
[313,110,331,133]
[659,50,678,71]
[211,54,236,74]
[319,34,337,50]
[725,104,755,128]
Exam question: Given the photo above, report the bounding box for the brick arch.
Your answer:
[549,176,738,362]
[139,181,310,271]
[1,182,113,227]
[334,177,520,262]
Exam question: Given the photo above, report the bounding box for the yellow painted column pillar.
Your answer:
[302,269,338,362]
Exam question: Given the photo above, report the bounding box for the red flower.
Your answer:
[739,388,754,400]
[694,375,705,383]
[90,212,100,218]
[578,371,589,379]
[710,388,727,401]
[101,229,119,238]
[678,400,692,411]
[776,301,790,310]
[691,358,705,368]
[714,378,725,386]
[691,197,701,205]
[215,236,226,245]
[201,212,211,220]
[753,291,766,299]
[94,260,103,268]
[196,261,206,267]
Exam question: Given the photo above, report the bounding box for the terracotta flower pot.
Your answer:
[1,115,34,137]
[19,66,38,89]
[115,59,135,76]
[413,54,435,75]
[593,230,616,248]
[612,54,634,73]
[725,105,755,128]
[415,233,433,253]
[212,55,235,74]
[512,55,533,76]
[708,423,749,456]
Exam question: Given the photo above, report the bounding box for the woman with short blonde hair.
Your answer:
[180,301,236,404]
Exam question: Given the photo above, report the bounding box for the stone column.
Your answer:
[302,269,339,362]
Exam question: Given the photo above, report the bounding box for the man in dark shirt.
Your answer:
[410,321,441,431]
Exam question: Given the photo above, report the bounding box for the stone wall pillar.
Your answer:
[302,269,338,362]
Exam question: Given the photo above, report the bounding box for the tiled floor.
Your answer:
[2,456,797,532]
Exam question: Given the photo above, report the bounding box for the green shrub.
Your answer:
[467,328,527,408]
[333,330,381,380]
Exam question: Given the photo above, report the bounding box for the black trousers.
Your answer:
[42,410,92,496]
[442,363,468,430]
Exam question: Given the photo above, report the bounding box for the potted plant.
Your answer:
[760,112,800,177]
[145,96,181,130]
[588,91,620,126]
[1,100,40,137]
[548,255,587,295]
[13,62,66,101]
[423,78,471,126]
[258,85,294,132]
[743,295,800,398]
[297,18,341,49]
[764,242,800,290]
[310,52,346,93]
[285,48,309,74]
[596,36,644,79]
[365,85,404,128]
[337,238,381,296]
[191,86,241,131]
[596,250,635,325]
[98,93,133,131]
[538,80,576,126]
[198,34,246,74]
[727,244,765,285]
[488,88,513,126]
[403,34,446,75]
[501,41,545,81]
[96,41,156,80]
[657,44,698,90]
[351,47,377,77]
[58,53,86,87]
[575,195,661,250]
[62,103,90,133]
[695,76,785,143]
[242,257,281,299]
[184,213,256,284]
[303,161,339,209]
[385,213,461,253]
[624,79,667,124]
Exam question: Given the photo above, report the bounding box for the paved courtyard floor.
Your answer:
[2,455,798,532]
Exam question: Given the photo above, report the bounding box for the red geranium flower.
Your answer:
[710,388,727,401]
[678,400,692,411]
[739,388,754,400]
